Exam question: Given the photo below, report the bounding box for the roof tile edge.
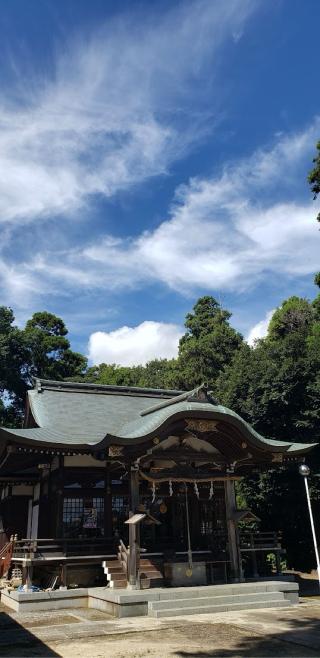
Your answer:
[33,378,184,398]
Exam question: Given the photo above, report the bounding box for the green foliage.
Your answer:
[0,308,87,423]
[217,287,320,569]
[24,311,87,383]
[308,140,320,222]
[0,307,28,402]
[178,296,243,389]
[76,358,181,390]
[268,297,313,341]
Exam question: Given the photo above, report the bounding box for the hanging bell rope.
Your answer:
[169,479,173,496]
[194,481,199,499]
[209,480,214,500]
[151,481,156,503]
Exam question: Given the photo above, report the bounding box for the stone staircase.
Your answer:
[139,558,164,588]
[103,558,127,589]
[102,554,164,589]
[147,581,298,618]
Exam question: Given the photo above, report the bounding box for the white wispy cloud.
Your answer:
[0,0,255,225]
[88,321,182,366]
[2,116,319,315]
[22,117,320,302]
[247,309,275,345]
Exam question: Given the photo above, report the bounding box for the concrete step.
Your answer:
[149,590,284,612]
[145,582,293,601]
[148,598,290,618]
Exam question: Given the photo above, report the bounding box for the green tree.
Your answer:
[79,358,181,390]
[0,307,29,424]
[217,290,320,569]
[178,296,243,389]
[308,140,320,223]
[24,311,87,383]
[0,309,87,426]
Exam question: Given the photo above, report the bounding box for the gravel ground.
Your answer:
[1,599,320,657]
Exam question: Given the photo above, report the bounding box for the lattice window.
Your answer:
[62,497,104,537]
[63,497,83,537]
[112,495,129,538]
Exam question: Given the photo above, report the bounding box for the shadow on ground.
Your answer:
[175,613,320,657]
[0,608,59,657]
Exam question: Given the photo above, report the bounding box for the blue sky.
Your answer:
[0,0,319,365]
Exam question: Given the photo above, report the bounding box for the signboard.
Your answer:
[125,513,146,525]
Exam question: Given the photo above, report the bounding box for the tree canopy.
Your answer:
[308,140,320,223]
[0,309,87,425]
[216,287,320,568]
[178,296,243,389]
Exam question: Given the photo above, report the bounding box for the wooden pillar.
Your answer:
[130,467,140,512]
[250,532,259,578]
[128,467,140,588]
[56,456,64,538]
[104,466,113,539]
[224,480,242,582]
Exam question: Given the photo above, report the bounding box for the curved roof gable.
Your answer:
[0,379,316,457]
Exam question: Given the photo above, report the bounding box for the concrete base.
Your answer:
[1,588,88,612]
[1,581,299,617]
[88,581,299,618]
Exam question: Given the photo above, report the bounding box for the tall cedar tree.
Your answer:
[178,296,243,390]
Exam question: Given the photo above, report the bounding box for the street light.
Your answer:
[298,464,320,590]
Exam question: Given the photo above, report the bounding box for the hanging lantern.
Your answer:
[194,481,199,499]
[209,480,214,500]
[169,479,173,496]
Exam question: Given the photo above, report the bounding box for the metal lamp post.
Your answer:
[298,464,320,590]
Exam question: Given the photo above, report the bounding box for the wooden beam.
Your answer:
[128,467,140,588]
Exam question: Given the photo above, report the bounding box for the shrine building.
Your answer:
[0,378,315,592]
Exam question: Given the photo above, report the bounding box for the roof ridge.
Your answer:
[34,378,184,398]
[140,383,216,417]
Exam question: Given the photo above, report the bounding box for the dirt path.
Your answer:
[1,600,320,657]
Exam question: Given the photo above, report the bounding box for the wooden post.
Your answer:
[104,466,113,539]
[23,562,33,590]
[128,468,140,588]
[56,456,64,537]
[250,532,259,578]
[224,480,242,582]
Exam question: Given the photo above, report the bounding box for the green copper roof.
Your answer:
[0,378,316,456]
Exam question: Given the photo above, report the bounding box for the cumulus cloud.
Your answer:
[0,0,255,225]
[247,309,275,345]
[88,321,183,366]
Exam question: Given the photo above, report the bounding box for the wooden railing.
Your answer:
[239,531,282,552]
[0,537,16,578]
[239,531,283,577]
[11,532,282,557]
[12,537,118,560]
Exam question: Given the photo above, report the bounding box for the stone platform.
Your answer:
[1,580,299,617]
